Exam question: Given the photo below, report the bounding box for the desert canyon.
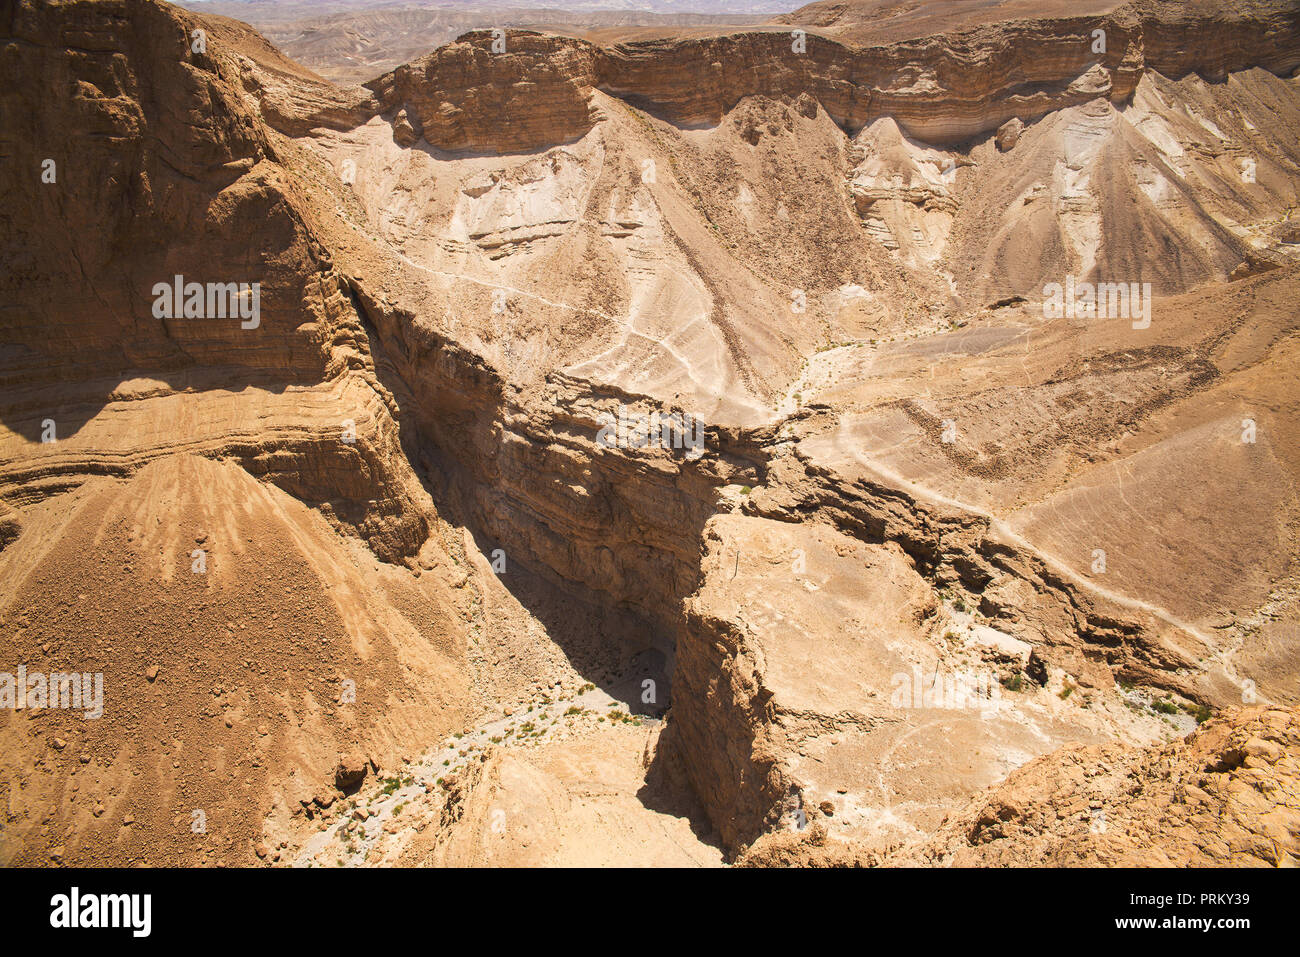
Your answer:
[0,0,1298,868]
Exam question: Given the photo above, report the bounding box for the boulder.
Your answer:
[995,117,1025,151]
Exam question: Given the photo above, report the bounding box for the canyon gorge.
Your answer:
[1,0,1298,867]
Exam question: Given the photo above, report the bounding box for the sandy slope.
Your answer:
[2,0,1298,867]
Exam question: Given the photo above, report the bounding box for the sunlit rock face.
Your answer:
[2,0,1299,868]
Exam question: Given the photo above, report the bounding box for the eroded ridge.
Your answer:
[1,0,1297,867]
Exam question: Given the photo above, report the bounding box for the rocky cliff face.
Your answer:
[367,31,603,154]
[336,1,1300,156]
[0,0,360,387]
[346,279,769,633]
[3,0,1298,867]
[0,0,438,557]
[895,706,1300,867]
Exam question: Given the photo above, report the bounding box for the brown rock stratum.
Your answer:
[0,0,1298,868]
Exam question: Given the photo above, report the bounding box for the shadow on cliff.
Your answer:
[348,278,735,850]
[418,456,730,853]
[637,718,727,855]
[404,438,729,851]
[434,455,681,707]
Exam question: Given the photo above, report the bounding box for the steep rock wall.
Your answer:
[347,279,768,633]
[339,2,1300,154]
[0,0,362,386]
[365,32,602,153]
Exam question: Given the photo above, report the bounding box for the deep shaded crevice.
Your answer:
[344,273,754,690]
[338,270,1220,855]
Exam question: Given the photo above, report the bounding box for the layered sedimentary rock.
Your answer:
[366,31,602,154]
[668,432,1242,853]
[608,0,1300,142]
[347,279,768,632]
[3,0,1299,868]
[323,1,1300,156]
[0,0,355,386]
[0,0,468,865]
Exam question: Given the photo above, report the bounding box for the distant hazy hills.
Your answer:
[177,0,794,22]
[176,0,787,82]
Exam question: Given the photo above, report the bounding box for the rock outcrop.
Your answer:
[995,118,1024,152]
[897,707,1300,867]
[366,31,603,153]
[326,2,1300,155]
[3,0,1298,868]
